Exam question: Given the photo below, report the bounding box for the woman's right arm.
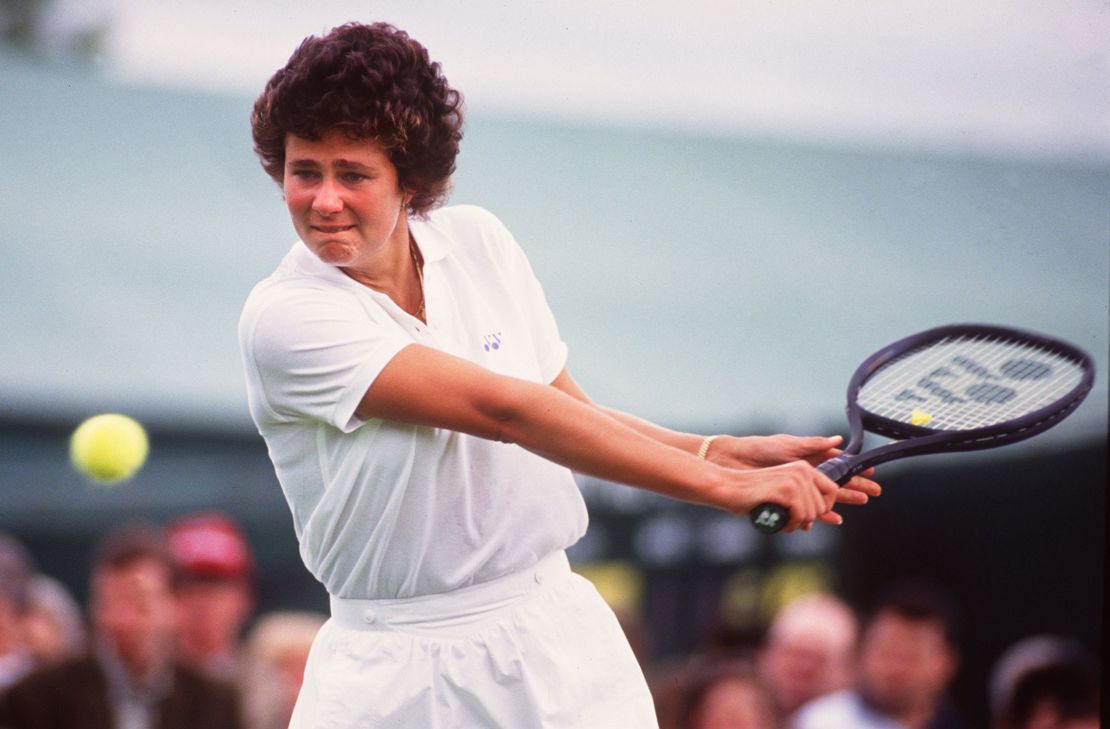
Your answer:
[357,344,846,531]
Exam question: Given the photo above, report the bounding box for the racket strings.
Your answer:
[858,335,1084,431]
[903,336,1077,427]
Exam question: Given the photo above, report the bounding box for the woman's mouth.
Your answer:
[313,224,355,234]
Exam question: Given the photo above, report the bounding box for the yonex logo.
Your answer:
[483,332,503,352]
[753,510,781,529]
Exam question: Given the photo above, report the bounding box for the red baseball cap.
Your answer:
[166,513,253,581]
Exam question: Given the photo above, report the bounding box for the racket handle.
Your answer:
[750,456,856,534]
[816,455,854,484]
[749,503,789,534]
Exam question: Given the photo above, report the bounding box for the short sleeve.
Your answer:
[240,281,414,432]
[482,212,568,382]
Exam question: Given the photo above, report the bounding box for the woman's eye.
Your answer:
[341,173,367,183]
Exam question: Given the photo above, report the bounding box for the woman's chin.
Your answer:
[311,240,355,266]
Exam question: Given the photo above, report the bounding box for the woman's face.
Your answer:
[283,131,409,272]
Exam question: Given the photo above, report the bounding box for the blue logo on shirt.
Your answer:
[483,332,503,351]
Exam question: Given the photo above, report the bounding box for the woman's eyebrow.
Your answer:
[332,159,374,171]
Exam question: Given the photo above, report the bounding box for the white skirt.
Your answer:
[290,551,659,729]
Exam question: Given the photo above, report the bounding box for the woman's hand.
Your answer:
[705,460,837,532]
[706,433,835,468]
[707,434,881,528]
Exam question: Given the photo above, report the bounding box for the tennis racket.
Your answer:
[750,323,1096,534]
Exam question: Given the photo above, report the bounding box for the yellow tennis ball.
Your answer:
[910,409,933,426]
[70,413,149,484]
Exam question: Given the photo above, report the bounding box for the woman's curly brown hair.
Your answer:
[251,22,464,216]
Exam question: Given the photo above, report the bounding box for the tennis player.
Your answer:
[239,21,880,728]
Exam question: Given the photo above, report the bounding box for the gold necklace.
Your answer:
[409,236,426,321]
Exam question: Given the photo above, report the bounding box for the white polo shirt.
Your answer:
[239,205,588,599]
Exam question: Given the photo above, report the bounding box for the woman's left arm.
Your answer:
[550,369,879,492]
[550,369,703,451]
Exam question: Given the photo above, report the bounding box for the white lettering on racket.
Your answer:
[753,510,782,529]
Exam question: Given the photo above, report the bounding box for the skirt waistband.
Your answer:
[329,551,571,633]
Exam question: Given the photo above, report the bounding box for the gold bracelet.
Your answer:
[697,435,720,460]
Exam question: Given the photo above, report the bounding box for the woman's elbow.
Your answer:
[473,380,548,446]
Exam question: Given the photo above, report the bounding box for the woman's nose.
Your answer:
[312,180,344,215]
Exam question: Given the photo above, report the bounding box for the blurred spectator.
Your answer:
[0,523,241,729]
[650,626,761,727]
[756,592,858,721]
[678,656,781,729]
[239,611,327,729]
[989,635,1099,729]
[0,532,35,693]
[794,581,973,729]
[22,574,87,665]
[166,512,256,682]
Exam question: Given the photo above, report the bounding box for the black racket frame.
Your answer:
[751,323,1096,533]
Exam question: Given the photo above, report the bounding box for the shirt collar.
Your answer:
[409,213,450,263]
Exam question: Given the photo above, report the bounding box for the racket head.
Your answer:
[751,323,1095,534]
[847,323,1094,456]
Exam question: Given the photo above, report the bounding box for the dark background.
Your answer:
[1,418,1103,727]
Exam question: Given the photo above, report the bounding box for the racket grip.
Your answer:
[749,503,789,534]
[750,456,856,534]
[817,455,854,484]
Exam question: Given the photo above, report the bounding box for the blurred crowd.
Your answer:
[0,520,1100,729]
[648,585,1100,729]
[0,517,324,729]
